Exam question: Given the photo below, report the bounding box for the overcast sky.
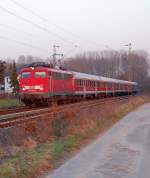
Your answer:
[0,0,149,59]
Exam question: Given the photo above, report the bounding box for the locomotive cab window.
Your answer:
[35,72,46,78]
[22,72,31,78]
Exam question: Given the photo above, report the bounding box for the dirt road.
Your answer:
[47,103,150,178]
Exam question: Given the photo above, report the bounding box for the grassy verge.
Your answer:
[0,99,24,108]
[0,138,76,178]
[0,95,149,178]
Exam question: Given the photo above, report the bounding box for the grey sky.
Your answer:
[0,0,149,59]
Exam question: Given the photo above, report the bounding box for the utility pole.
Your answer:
[52,45,63,67]
[125,43,132,55]
[124,43,132,81]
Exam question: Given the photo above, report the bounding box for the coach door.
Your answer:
[48,71,52,93]
[95,81,98,96]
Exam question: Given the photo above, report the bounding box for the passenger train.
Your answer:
[19,63,138,107]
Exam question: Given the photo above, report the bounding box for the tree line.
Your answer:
[0,60,19,93]
[64,50,150,91]
[0,49,150,92]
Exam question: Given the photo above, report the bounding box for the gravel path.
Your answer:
[47,103,150,178]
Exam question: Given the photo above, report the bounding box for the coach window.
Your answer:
[35,72,46,78]
[83,80,85,86]
[79,80,82,86]
[82,80,84,86]
[52,72,61,79]
[79,80,81,86]
[48,71,51,76]
[22,72,31,78]
[78,80,80,86]
[76,80,78,86]
[89,81,91,87]
[109,83,111,87]
[65,74,72,80]
[93,81,95,87]
[60,73,64,79]
[92,81,94,87]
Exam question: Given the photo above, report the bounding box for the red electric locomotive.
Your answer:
[19,63,138,107]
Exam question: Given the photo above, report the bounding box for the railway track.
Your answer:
[0,106,28,115]
[0,96,134,128]
[0,106,47,116]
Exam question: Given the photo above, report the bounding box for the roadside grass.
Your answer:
[0,95,149,178]
[52,136,77,159]
[0,144,53,178]
[0,138,77,178]
[0,99,24,108]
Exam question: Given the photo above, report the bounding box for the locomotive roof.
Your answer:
[49,68,73,74]
[20,65,137,85]
[21,66,73,75]
[72,71,137,85]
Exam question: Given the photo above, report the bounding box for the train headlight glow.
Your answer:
[40,86,43,90]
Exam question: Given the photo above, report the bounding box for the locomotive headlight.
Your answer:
[40,86,43,90]
[22,87,25,91]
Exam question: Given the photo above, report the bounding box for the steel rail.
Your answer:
[0,96,134,128]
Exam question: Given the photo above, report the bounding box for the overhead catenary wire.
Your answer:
[9,0,73,35]
[8,0,106,49]
[62,45,78,59]
[0,36,48,52]
[0,23,35,37]
[0,4,76,46]
[0,24,81,55]
[0,0,113,58]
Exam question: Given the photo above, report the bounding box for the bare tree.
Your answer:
[65,50,150,91]
[17,55,26,64]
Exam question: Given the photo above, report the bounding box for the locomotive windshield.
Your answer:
[22,72,31,78]
[35,72,46,78]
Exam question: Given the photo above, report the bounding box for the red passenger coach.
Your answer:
[72,72,137,97]
[19,63,138,107]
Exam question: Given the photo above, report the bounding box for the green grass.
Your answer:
[0,99,24,108]
[0,137,77,178]
[52,136,77,158]
[0,144,52,178]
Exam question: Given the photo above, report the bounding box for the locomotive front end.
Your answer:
[19,66,50,107]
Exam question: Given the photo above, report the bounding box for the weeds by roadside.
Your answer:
[0,95,149,178]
